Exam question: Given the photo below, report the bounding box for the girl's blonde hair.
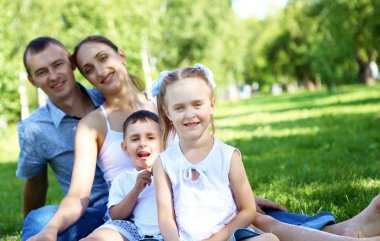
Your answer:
[156,67,215,147]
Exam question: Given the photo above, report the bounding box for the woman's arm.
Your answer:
[153,157,179,240]
[27,115,101,241]
[206,150,257,241]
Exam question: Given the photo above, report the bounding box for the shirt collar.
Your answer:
[47,83,95,128]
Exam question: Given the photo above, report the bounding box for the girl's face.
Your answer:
[164,77,214,142]
[75,42,127,94]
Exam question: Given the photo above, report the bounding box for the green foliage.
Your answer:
[1,0,380,120]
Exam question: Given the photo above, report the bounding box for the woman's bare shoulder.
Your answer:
[78,108,106,131]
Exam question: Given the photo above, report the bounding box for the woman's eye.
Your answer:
[84,67,93,75]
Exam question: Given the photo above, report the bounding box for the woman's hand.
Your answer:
[254,196,287,214]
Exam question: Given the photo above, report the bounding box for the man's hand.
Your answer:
[255,196,287,214]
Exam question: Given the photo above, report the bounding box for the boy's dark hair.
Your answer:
[23,37,68,76]
[122,110,160,138]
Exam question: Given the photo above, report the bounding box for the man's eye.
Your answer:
[36,70,46,77]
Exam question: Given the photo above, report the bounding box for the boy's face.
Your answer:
[122,119,162,171]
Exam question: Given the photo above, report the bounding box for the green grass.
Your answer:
[1,84,379,239]
[216,84,380,221]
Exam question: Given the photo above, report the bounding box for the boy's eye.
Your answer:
[99,54,108,61]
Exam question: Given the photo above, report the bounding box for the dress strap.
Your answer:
[99,105,111,131]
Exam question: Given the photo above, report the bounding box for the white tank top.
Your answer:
[160,137,238,240]
[97,105,134,186]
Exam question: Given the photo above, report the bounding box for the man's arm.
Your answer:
[23,165,48,217]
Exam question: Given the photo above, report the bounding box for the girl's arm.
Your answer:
[206,150,257,241]
[109,170,152,220]
[27,115,101,241]
[153,157,179,240]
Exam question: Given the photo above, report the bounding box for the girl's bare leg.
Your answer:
[254,213,380,241]
[322,194,380,237]
[245,233,279,241]
[79,227,128,241]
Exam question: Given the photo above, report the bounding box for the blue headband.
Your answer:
[150,63,216,97]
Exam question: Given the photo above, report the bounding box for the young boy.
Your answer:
[83,110,162,241]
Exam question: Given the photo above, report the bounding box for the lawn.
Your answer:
[1,84,379,239]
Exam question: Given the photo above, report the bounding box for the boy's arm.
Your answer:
[23,166,48,217]
[153,157,179,241]
[206,150,257,241]
[109,170,152,220]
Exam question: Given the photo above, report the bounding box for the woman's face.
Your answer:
[75,42,127,94]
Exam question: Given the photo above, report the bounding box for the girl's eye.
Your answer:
[175,106,184,111]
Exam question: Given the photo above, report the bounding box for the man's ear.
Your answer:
[121,141,128,154]
[27,75,37,87]
[69,55,77,70]
[118,48,126,64]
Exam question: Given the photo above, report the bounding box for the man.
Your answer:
[16,37,108,241]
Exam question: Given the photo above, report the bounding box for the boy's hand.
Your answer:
[134,170,152,193]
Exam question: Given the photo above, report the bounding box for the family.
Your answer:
[16,35,380,241]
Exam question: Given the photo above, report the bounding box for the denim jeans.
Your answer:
[265,210,336,230]
[22,204,107,241]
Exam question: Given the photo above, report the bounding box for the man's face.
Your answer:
[26,43,76,102]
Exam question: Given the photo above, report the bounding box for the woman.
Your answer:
[27,35,380,241]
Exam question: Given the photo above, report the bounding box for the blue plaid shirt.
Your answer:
[16,83,108,207]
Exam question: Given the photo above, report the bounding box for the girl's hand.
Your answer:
[133,170,152,193]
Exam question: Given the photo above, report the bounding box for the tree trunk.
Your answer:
[355,51,375,85]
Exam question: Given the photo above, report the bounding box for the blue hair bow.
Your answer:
[194,63,216,89]
[151,70,171,97]
[150,64,216,97]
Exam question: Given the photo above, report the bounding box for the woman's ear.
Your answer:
[118,48,126,64]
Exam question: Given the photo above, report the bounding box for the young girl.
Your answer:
[152,64,279,241]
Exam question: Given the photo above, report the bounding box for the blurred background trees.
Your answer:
[1,0,379,122]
